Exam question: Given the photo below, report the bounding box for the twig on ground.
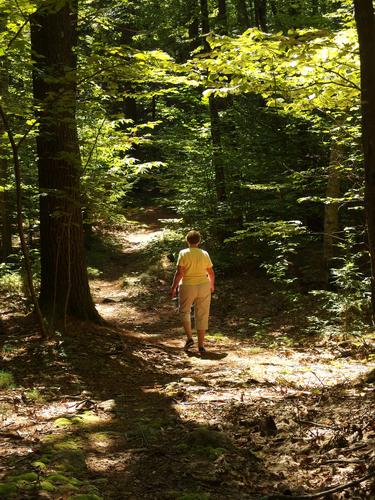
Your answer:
[265,471,375,499]
[297,419,337,429]
[321,458,365,465]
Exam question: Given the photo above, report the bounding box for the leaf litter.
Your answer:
[0,207,374,499]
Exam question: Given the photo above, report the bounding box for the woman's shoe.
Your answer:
[184,338,194,350]
[198,346,206,354]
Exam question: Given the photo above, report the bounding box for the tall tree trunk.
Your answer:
[0,16,12,261]
[254,0,267,31]
[217,0,228,33]
[188,0,200,52]
[235,0,251,31]
[119,11,138,124]
[209,96,226,202]
[0,135,11,262]
[354,0,375,320]
[31,0,101,323]
[200,0,227,204]
[323,144,342,281]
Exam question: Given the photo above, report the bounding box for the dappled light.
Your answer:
[1,0,375,498]
[1,212,374,498]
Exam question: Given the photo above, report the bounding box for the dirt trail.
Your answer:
[94,208,371,390]
[86,208,374,498]
[0,208,374,499]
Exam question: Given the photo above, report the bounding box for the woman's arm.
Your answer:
[170,265,184,298]
[207,267,215,293]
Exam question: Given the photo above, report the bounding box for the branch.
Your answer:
[6,4,43,51]
[265,471,375,499]
[82,118,106,173]
[0,104,47,338]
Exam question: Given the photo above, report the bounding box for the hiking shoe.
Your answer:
[198,346,206,354]
[184,338,194,350]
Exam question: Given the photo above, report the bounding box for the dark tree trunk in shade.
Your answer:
[200,0,227,204]
[217,0,228,33]
[0,109,12,262]
[30,0,101,322]
[354,0,375,319]
[188,0,200,51]
[254,0,267,31]
[235,0,251,30]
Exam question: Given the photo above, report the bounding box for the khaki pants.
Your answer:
[178,282,211,330]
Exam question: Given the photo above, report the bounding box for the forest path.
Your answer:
[0,208,374,499]
[85,207,374,497]
[92,206,371,391]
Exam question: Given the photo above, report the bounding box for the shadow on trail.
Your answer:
[185,350,228,360]
[0,318,262,499]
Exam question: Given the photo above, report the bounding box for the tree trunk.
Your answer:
[254,0,267,31]
[0,17,12,262]
[354,0,375,320]
[209,96,226,202]
[188,0,200,51]
[235,0,251,31]
[217,0,228,34]
[323,144,342,280]
[30,0,101,323]
[119,11,138,124]
[200,0,227,204]
[0,137,12,262]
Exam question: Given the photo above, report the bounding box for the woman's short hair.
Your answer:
[186,230,201,245]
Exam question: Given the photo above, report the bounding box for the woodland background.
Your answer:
[0,1,375,499]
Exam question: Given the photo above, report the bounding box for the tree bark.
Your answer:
[200,0,227,204]
[323,144,342,280]
[235,0,251,31]
[31,0,101,323]
[354,0,375,319]
[254,0,267,31]
[188,0,200,51]
[217,0,228,34]
[0,16,12,261]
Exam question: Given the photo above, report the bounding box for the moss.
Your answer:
[53,437,82,451]
[70,478,83,487]
[68,495,103,500]
[71,411,102,426]
[40,480,56,492]
[31,461,47,470]
[52,450,86,472]
[175,443,189,452]
[0,371,15,389]
[57,483,79,493]
[9,472,38,483]
[46,474,72,484]
[0,483,17,497]
[54,417,73,427]
[25,388,44,402]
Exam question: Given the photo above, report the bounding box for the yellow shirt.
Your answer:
[177,247,213,285]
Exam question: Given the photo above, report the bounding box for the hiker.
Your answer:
[170,230,215,353]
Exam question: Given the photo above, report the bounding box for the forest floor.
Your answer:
[0,207,375,500]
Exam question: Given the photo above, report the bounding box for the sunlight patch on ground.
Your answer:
[124,229,164,246]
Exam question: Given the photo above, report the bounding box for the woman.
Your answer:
[170,230,215,353]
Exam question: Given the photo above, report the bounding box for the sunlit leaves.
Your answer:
[189,26,360,118]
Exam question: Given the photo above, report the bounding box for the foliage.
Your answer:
[0,370,15,388]
[312,226,371,328]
